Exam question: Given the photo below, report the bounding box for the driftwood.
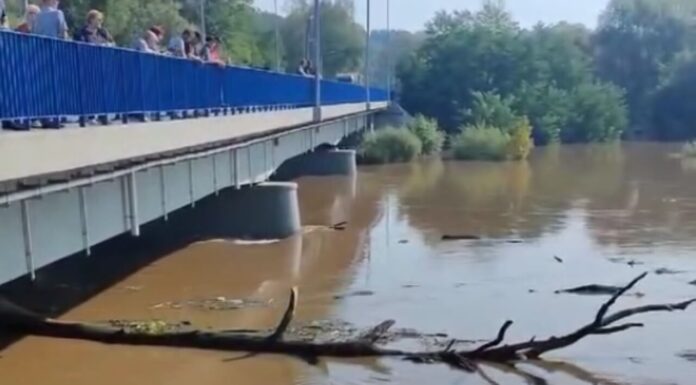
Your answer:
[0,273,694,371]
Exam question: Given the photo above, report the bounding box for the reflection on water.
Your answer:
[3,143,696,384]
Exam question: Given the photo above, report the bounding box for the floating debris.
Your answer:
[506,240,524,244]
[678,350,696,362]
[105,320,191,335]
[334,290,375,300]
[124,286,143,292]
[441,234,482,241]
[151,297,271,311]
[331,221,349,231]
[555,284,625,296]
[654,268,686,276]
[401,284,419,289]
[689,280,696,286]
[232,239,280,246]
[554,256,564,263]
[398,239,409,244]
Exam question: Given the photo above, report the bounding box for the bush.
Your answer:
[407,115,445,155]
[506,118,534,160]
[359,128,423,164]
[452,125,509,161]
[452,121,534,162]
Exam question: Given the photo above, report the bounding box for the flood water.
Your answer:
[3,142,696,384]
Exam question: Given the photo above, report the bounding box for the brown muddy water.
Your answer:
[3,143,696,384]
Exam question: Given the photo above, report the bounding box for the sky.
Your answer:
[253,0,611,31]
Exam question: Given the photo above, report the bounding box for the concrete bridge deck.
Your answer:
[0,102,388,285]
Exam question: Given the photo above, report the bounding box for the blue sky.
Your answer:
[253,0,611,30]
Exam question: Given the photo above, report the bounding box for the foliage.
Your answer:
[452,126,509,161]
[594,0,696,136]
[562,83,627,143]
[281,0,364,76]
[651,56,696,140]
[464,91,519,132]
[397,1,629,144]
[506,118,534,160]
[368,29,425,89]
[359,128,423,164]
[407,115,445,155]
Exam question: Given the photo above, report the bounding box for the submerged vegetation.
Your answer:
[359,128,423,164]
[407,115,445,155]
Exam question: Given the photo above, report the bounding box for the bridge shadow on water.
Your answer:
[0,170,366,351]
[0,185,285,349]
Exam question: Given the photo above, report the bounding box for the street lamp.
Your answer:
[365,0,371,110]
[200,0,207,41]
[386,0,391,103]
[274,0,281,72]
[313,0,321,120]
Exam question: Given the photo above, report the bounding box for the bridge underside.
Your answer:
[0,102,387,285]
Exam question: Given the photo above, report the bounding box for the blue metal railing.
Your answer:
[0,30,388,122]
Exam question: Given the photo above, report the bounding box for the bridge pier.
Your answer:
[273,149,357,181]
[196,182,302,240]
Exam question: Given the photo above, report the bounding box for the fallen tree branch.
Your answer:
[267,287,297,342]
[0,273,693,371]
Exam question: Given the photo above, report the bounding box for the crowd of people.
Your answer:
[0,0,224,64]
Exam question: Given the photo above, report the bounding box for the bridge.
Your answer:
[0,30,390,286]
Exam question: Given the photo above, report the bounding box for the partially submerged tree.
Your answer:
[0,273,693,374]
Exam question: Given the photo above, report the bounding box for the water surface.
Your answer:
[2,143,696,384]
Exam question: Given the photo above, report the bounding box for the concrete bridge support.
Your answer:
[196,182,302,240]
[273,149,357,180]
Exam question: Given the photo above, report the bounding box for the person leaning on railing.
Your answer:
[15,4,40,33]
[33,0,68,39]
[133,26,163,54]
[73,9,114,46]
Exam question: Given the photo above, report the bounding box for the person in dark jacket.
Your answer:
[74,9,113,46]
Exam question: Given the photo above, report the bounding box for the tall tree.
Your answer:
[281,0,364,77]
[594,0,696,135]
[398,1,628,143]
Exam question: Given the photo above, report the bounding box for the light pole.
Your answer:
[274,0,281,72]
[386,0,391,104]
[313,0,321,121]
[365,0,371,110]
[200,0,207,41]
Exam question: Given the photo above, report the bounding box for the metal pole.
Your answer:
[313,0,322,121]
[200,0,207,41]
[274,0,281,71]
[365,0,371,110]
[386,0,391,103]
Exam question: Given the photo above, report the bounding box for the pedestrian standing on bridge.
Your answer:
[74,9,114,46]
[34,0,68,39]
[133,27,162,54]
[0,0,8,30]
[16,4,40,33]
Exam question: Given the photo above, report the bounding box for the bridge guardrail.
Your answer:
[0,30,388,122]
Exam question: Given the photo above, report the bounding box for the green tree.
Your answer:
[651,56,696,140]
[594,0,696,134]
[281,0,364,76]
[398,1,628,144]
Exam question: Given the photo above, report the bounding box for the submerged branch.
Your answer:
[0,273,693,371]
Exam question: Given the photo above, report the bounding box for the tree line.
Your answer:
[398,0,696,143]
